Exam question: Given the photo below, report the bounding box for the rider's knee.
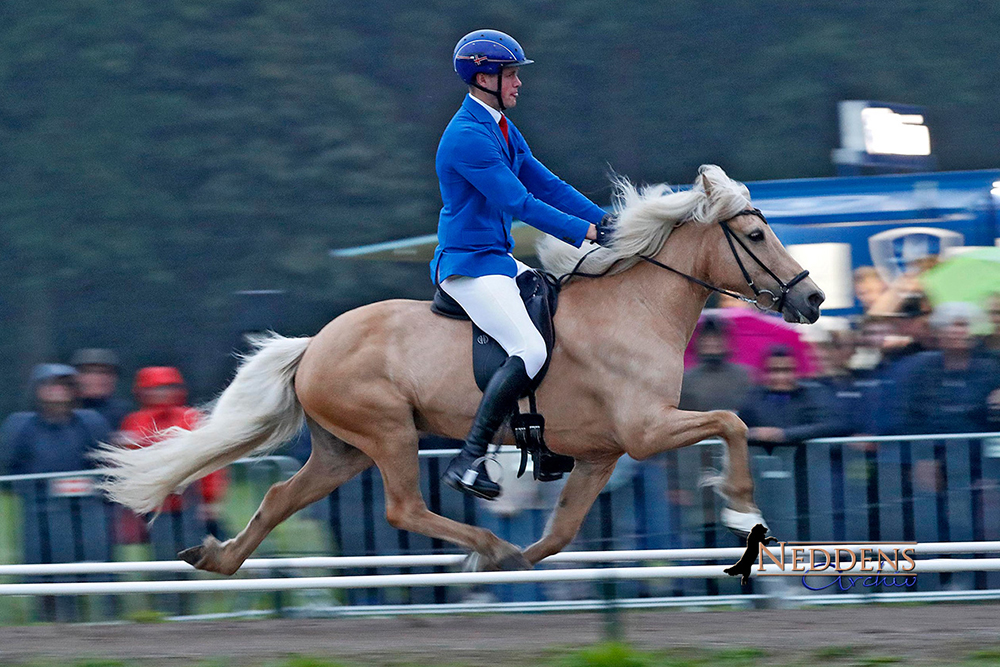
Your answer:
[520,330,547,379]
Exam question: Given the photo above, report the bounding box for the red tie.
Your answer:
[499,115,510,145]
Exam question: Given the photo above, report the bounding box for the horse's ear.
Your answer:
[700,171,714,198]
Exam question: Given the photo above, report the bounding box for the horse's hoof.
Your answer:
[496,551,532,571]
[721,507,767,540]
[461,553,482,572]
[178,545,203,567]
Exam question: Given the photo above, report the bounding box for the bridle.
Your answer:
[559,208,811,314]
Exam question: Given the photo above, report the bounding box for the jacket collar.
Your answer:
[461,95,512,161]
[462,94,499,124]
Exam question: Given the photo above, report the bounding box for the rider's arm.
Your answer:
[452,130,591,247]
[518,151,607,225]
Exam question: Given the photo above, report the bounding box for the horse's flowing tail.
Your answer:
[97,333,312,514]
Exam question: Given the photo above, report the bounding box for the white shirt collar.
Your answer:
[468,93,503,124]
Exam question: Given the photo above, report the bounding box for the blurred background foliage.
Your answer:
[1,0,999,410]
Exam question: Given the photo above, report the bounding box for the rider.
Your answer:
[433,29,613,500]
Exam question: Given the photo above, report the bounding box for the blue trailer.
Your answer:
[748,169,1000,313]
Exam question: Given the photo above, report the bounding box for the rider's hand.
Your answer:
[586,224,598,241]
[594,213,616,246]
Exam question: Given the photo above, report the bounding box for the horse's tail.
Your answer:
[96,333,312,514]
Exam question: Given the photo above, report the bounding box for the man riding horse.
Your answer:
[436,29,614,499]
[98,31,827,578]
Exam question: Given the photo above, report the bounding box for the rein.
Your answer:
[555,208,810,313]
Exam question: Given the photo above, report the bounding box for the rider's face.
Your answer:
[478,67,521,109]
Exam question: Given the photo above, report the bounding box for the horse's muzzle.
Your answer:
[782,284,825,324]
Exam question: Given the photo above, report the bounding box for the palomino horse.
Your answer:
[99,165,824,575]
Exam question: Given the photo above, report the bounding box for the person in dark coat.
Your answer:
[679,315,752,413]
[802,328,864,436]
[70,348,132,431]
[894,303,1000,435]
[739,346,845,447]
[0,364,110,475]
[0,364,112,621]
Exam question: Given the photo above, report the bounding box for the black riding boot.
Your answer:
[443,356,532,500]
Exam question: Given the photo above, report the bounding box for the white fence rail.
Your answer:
[1,541,999,576]
[2,544,999,596]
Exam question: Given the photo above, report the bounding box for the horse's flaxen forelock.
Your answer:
[536,164,752,280]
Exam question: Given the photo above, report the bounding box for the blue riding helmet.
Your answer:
[453,29,533,110]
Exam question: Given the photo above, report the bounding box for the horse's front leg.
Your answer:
[522,458,618,565]
[623,406,762,532]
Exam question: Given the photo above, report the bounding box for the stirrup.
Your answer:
[443,450,502,500]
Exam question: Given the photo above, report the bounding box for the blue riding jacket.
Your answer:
[431,95,606,283]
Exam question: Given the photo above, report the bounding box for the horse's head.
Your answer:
[695,167,825,324]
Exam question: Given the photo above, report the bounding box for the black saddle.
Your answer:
[430,269,574,482]
[431,270,558,394]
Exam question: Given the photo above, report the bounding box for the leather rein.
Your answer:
[557,208,810,314]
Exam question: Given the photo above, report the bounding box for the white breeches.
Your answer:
[440,260,547,379]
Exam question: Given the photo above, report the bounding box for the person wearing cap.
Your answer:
[0,364,110,475]
[70,348,132,430]
[118,368,228,547]
[433,29,613,500]
[0,364,112,621]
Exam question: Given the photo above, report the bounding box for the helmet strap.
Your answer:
[471,67,506,111]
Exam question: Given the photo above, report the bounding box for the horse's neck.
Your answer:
[561,225,711,356]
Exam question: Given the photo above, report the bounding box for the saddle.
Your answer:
[430,270,575,482]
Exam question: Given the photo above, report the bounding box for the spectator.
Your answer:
[0,364,112,621]
[984,293,1000,359]
[119,366,227,614]
[803,328,864,435]
[853,266,888,313]
[880,294,932,364]
[845,316,905,435]
[70,348,132,430]
[739,346,845,447]
[679,316,752,413]
[0,364,110,475]
[119,367,228,541]
[895,303,1000,434]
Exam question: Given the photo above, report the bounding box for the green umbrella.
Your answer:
[921,247,1000,307]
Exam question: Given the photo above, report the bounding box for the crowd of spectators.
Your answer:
[681,289,1000,448]
[0,350,224,619]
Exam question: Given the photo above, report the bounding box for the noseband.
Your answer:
[637,208,809,313]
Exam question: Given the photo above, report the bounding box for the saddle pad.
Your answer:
[431,270,558,393]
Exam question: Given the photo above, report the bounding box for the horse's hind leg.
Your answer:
[179,418,373,575]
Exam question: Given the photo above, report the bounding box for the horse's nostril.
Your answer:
[807,291,825,308]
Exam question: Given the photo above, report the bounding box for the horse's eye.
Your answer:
[748,230,765,242]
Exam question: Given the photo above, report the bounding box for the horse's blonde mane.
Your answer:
[537,164,752,279]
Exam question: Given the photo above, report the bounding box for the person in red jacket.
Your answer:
[118,367,228,548]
